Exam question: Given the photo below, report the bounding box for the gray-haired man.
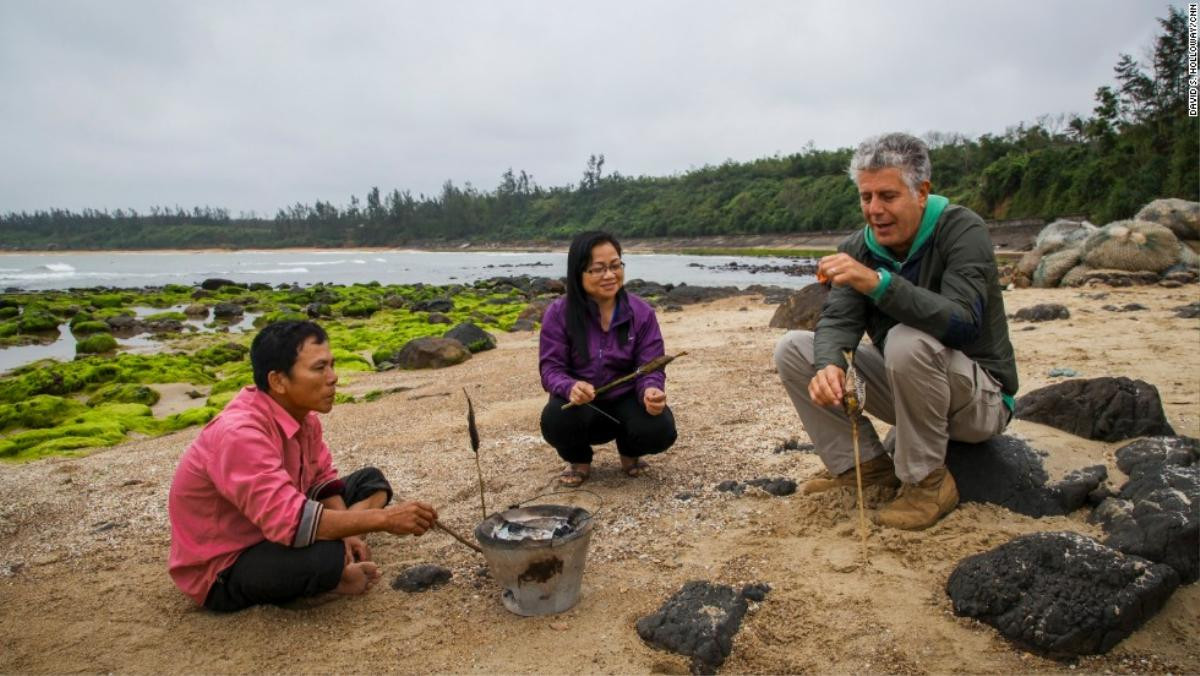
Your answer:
[774,132,1018,530]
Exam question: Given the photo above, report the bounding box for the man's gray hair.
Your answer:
[847,133,931,195]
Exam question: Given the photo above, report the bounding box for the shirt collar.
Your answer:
[864,194,949,268]
[246,386,303,439]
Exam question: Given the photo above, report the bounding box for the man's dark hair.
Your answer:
[250,320,329,391]
[564,230,625,364]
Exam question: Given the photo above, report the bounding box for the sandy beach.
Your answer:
[0,283,1197,674]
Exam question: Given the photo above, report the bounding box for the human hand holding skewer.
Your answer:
[561,352,687,411]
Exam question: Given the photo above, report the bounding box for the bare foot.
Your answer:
[333,561,380,596]
[620,456,649,477]
[558,463,591,487]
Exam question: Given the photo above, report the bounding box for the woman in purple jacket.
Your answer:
[539,231,678,487]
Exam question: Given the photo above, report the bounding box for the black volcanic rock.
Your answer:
[1091,436,1200,583]
[1015,377,1176,441]
[442,322,496,353]
[946,531,1179,657]
[1012,303,1070,322]
[946,435,1105,517]
[768,283,829,331]
[391,564,452,592]
[636,580,768,674]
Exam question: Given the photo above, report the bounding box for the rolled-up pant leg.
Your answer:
[884,325,1009,483]
[774,330,894,476]
[341,466,393,506]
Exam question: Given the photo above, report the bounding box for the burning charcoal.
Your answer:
[493,514,573,542]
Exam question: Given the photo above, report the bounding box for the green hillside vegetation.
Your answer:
[0,9,1195,251]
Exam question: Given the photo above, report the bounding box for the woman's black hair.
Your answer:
[565,230,624,363]
[250,320,329,390]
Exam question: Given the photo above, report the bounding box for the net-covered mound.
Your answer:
[1015,220,1096,286]
[1081,220,1180,273]
[1032,248,1082,288]
[1136,198,1200,241]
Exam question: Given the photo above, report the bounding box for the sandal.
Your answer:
[621,458,649,477]
[558,467,590,487]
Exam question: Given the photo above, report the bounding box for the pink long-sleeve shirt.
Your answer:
[168,386,340,606]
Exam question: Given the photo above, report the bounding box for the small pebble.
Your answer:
[1047,368,1079,377]
[31,553,61,566]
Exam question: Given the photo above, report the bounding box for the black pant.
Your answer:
[540,392,677,464]
[204,466,392,612]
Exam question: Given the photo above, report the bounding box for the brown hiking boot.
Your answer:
[802,454,901,495]
[874,466,959,530]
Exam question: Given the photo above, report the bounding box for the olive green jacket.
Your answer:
[814,195,1018,409]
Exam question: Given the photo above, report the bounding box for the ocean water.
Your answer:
[0,249,816,291]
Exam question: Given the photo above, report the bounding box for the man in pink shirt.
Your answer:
[169,320,438,611]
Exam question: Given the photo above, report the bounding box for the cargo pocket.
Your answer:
[947,351,1005,443]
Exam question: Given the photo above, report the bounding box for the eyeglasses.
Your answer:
[584,261,626,276]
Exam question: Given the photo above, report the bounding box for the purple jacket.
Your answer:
[539,292,667,403]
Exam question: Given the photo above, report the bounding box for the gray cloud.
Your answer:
[0,0,1168,214]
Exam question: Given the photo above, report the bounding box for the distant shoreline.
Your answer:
[0,223,1042,256]
[0,235,845,256]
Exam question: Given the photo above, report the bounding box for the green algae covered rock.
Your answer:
[0,420,128,458]
[70,320,111,335]
[253,310,307,328]
[87,383,160,407]
[342,299,381,318]
[0,307,17,320]
[18,309,60,333]
[194,342,248,367]
[88,294,129,309]
[0,354,214,404]
[206,390,237,410]
[0,403,221,460]
[76,333,118,354]
[169,406,218,428]
[331,348,372,372]
[209,371,253,396]
[371,347,395,369]
[0,395,87,432]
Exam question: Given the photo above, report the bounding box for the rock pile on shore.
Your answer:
[1013,198,1199,289]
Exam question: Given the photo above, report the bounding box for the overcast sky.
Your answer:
[0,1,1172,215]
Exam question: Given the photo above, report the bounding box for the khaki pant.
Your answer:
[774,326,1010,483]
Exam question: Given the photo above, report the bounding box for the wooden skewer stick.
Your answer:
[435,520,483,554]
[561,352,688,410]
[842,349,869,569]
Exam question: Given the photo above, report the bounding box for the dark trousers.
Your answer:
[540,392,677,464]
[204,466,392,612]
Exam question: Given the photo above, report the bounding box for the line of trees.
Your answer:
[1,8,1195,250]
